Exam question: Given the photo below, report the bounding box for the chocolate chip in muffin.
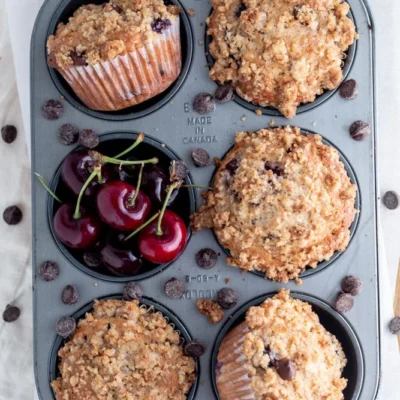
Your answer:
[1,125,17,144]
[334,292,354,313]
[193,93,215,114]
[389,317,400,335]
[340,79,358,100]
[264,345,279,367]
[151,18,172,33]
[170,160,189,181]
[123,282,143,300]
[61,285,79,305]
[191,148,211,167]
[70,51,88,66]
[79,129,99,149]
[59,124,79,145]
[39,261,60,282]
[42,100,64,120]
[276,358,296,381]
[215,361,224,377]
[164,278,185,299]
[184,340,205,357]
[214,85,234,103]
[265,161,283,176]
[2,305,20,323]
[56,316,77,338]
[197,299,224,324]
[195,248,218,269]
[341,275,363,296]
[109,3,123,14]
[3,205,22,225]
[235,3,247,17]
[83,252,102,268]
[349,121,371,141]
[216,288,238,309]
[382,191,399,210]
[225,158,239,175]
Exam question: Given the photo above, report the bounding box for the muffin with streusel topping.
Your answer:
[207,0,358,118]
[47,0,182,111]
[191,126,357,282]
[216,289,348,400]
[51,299,196,399]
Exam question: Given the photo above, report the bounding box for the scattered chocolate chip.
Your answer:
[276,359,296,381]
[349,121,371,141]
[170,160,189,181]
[191,148,211,167]
[195,248,218,269]
[56,316,76,338]
[225,158,239,175]
[123,282,143,300]
[2,305,20,323]
[164,278,185,299]
[83,252,102,268]
[215,361,224,377]
[341,275,363,296]
[59,124,79,145]
[193,93,215,114]
[214,85,234,103]
[79,129,99,149]
[184,340,205,357]
[42,100,64,120]
[389,317,400,335]
[70,51,88,66]
[1,125,17,143]
[151,18,172,33]
[265,161,283,176]
[382,191,399,210]
[3,205,22,225]
[334,292,354,313]
[340,79,358,100]
[39,261,60,282]
[216,288,238,309]
[61,285,79,305]
[235,3,247,17]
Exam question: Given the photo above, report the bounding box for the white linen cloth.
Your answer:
[0,0,399,399]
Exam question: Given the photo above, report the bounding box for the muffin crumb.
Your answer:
[197,299,224,323]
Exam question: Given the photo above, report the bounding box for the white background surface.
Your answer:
[0,0,399,399]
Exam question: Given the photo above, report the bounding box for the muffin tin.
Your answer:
[31,0,379,399]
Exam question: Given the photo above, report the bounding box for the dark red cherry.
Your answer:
[138,209,187,264]
[61,150,113,197]
[114,157,140,183]
[96,181,151,231]
[100,232,143,276]
[53,204,101,249]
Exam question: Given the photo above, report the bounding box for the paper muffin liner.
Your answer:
[216,322,256,400]
[56,18,181,111]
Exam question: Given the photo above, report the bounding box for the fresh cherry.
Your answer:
[115,157,140,183]
[53,204,101,249]
[96,180,151,231]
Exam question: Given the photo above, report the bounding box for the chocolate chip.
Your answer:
[341,275,363,296]
[79,129,99,149]
[164,278,185,299]
[349,121,371,141]
[265,161,283,176]
[235,3,247,17]
[56,316,76,338]
[1,125,17,143]
[193,93,215,114]
[334,292,354,313]
[195,248,218,269]
[382,191,399,210]
[151,18,172,33]
[276,359,296,381]
[61,285,79,305]
[192,148,211,167]
[59,124,79,145]
[42,100,63,120]
[70,51,88,66]
[110,3,123,13]
[389,317,400,335]
[83,252,102,268]
[340,79,358,100]
[225,158,239,175]
[170,160,189,181]
[214,85,234,103]
[2,305,20,323]
[215,361,224,377]
[216,288,238,309]
[184,340,205,357]
[3,205,22,225]
[123,282,143,300]
[39,261,60,282]
[264,345,279,367]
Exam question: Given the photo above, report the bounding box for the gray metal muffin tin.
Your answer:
[31,0,379,399]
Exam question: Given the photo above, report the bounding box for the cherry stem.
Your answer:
[128,162,144,207]
[34,173,62,203]
[156,181,181,236]
[102,156,158,166]
[124,211,161,241]
[73,170,98,219]
[182,184,213,190]
[113,133,145,159]
[97,169,102,184]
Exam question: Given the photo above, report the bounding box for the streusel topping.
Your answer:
[191,126,357,282]
[47,0,180,69]
[51,299,196,400]
[207,0,357,118]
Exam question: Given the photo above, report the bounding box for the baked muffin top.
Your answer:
[207,0,357,118]
[191,126,357,282]
[51,299,196,400]
[47,0,180,69]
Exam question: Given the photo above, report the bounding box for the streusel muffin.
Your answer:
[207,0,358,118]
[51,299,196,399]
[191,126,357,282]
[216,289,348,400]
[47,0,182,111]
